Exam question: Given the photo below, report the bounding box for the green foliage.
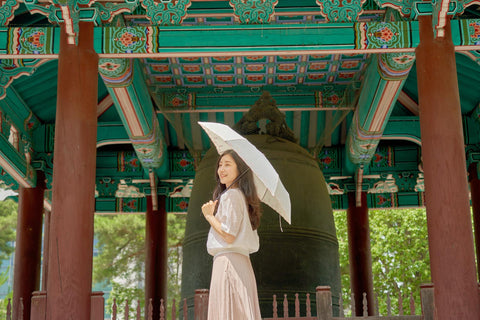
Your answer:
[166,213,187,311]
[93,213,186,319]
[0,199,17,263]
[0,199,17,319]
[93,214,146,285]
[93,214,146,319]
[107,282,144,319]
[0,268,13,319]
[334,208,431,316]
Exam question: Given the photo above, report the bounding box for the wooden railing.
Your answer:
[105,285,434,320]
[313,285,433,320]
[4,286,434,320]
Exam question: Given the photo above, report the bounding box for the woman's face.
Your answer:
[217,153,239,188]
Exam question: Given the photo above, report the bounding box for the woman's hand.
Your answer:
[202,200,235,244]
[202,200,218,219]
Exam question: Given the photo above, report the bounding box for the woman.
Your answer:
[201,149,262,320]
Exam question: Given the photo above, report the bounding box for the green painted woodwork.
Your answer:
[0,124,35,187]
[95,195,190,213]
[96,149,145,177]
[23,0,140,26]
[372,0,477,37]
[466,148,480,174]
[430,0,457,38]
[1,86,40,136]
[100,58,168,173]
[382,116,421,145]
[316,0,367,22]
[32,124,54,153]
[0,59,47,100]
[169,150,196,178]
[97,122,130,147]
[0,22,391,55]
[96,149,146,204]
[0,86,41,188]
[157,90,352,110]
[130,118,167,172]
[330,191,424,209]
[98,103,120,122]
[403,52,480,115]
[94,149,195,212]
[320,143,420,175]
[9,60,58,123]
[459,19,480,46]
[0,0,20,26]
[0,164,19,190]
[1,20,480,57]
[91,142,425,213]
[94,1,139,24]
[0,1,479,217]
[415,1,461,18]
[458,51,480,66]
[466,105,480,145]
[98,58,133,87]
[378,52,415,79]
[145,54,365,94]
[230,0,278,24]
[346,52,413,168]
[19,0,139,44]
[140,0,191,25]
[95,22,417,53]
[373,0,461,19]
[168,196,189,212]
[31,150,52,189]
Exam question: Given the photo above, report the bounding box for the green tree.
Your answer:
[0,199,17,263]
[93,213,186,319]
[334,208,431,316]
[0,199,17,319]
[0,268,13,319]
[166,213,187,311]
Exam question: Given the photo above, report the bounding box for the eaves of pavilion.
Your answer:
[2,0,480,319]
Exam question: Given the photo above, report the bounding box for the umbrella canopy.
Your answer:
[198,121,291,224]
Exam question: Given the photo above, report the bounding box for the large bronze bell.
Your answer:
[181,134,341,317]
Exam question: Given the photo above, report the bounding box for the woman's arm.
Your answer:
[202,200,236,244]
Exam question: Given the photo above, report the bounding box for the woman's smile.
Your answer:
[217,153,239,188]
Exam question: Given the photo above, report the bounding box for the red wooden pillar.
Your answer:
[12,173,45,320]
[416,16,480,319]
[145,195,168,319]
[346,192,374,316]
[468,163,480,282]
[46,22,98,320]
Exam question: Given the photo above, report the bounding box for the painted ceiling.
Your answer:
[1,0,480,212]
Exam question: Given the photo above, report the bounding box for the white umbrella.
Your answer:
[198,121,291,224]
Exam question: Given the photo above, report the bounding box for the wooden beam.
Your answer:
[397,90,419,116]
[97,94,113,118]
[100,59,168,170]
[1,20,479,58]
[0,131,35,187]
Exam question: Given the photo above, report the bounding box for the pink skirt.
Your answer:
[208,252,262,320]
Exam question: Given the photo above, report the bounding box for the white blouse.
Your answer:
[207,188,260,257]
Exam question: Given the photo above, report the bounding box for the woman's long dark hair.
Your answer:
[212,150,262,230]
